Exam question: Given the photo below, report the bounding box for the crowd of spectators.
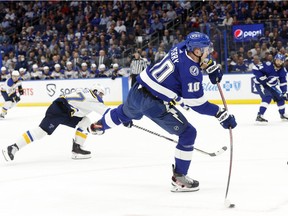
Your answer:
[181,0,288,73]
[0,1,192,81]
[1,1,288,81]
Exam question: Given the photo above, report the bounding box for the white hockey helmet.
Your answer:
[1,66,6,71]
[43,66,49,70]
[81,62,87,67]
[11,70,20,76]
[90,83,105,97]
[91,63,97,68]
[99,64,105,70]
[54,64,61,69]
[32,64,38,69]
[66,61,72,66]
[113,63,119,68]
[19,67,26,73]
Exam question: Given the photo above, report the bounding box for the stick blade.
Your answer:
[209,146,227,157]
[224,199,235,208]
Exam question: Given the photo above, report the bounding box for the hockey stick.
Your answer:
[132,124,227,157]
[217,82,235,208]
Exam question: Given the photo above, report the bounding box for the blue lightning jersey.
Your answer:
[253,61,287,93]
[136,41,219,116]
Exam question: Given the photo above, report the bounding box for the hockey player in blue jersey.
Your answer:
[253,53,288,123]
[89,32,237,192]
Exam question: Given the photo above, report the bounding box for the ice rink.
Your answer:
[0,104,288,216]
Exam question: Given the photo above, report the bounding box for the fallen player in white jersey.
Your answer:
[2,83,108,161]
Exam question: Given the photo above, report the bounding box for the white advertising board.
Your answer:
[0,77,129,106]
[203,73,260,104]
[0,74,268,106]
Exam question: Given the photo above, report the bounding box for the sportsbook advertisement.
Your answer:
[0,77,129,106]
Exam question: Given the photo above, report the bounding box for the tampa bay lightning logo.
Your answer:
[251,77,258,94]
[265,61,271,66]
[189,66,199,76]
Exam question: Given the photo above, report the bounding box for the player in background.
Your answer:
[1,83,108,161]
[110,63,124,80]
[30,64,42,80]
[51,63,64,79]
[89,32,237,192]
[0,70,24,119]
[89,63,98,78]
[41,66,53,80]
[64,61,78,79]
[95,64,109,78]
[19,67,31,80]
[0,66,10,81]
[78,62,90,78]
[253,53,288,123]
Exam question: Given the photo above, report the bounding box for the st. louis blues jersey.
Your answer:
[63,88,108,118]
[1,77,23,96]
[253,61,287,93]
[136,41,219,116]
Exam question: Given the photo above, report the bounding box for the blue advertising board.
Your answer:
[232,24,264,42]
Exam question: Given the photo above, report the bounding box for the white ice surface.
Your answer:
[0,105,288,216]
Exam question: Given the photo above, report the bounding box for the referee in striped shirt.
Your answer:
[130,52,149,87]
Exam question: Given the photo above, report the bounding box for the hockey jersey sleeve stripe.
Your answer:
[139,71,177,100]
[182,96,208,107]
[175,148,193,161]
[103,109,119,128]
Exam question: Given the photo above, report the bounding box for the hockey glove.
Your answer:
[216,109,237,129]
[205,61,223,84]
[18,87,24,95]
[13,95,21,103]
[123,120,133,128]
[88,120,105,135]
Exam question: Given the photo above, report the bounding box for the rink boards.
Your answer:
[0,77,129,106]
[0,74,274,106]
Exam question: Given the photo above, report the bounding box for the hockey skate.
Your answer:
[280,114,288,121]
[71,140,91,159]
[2,144,19,161]
[0,113,5,119]
[171,165,199,192]
[256,114,268,124]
